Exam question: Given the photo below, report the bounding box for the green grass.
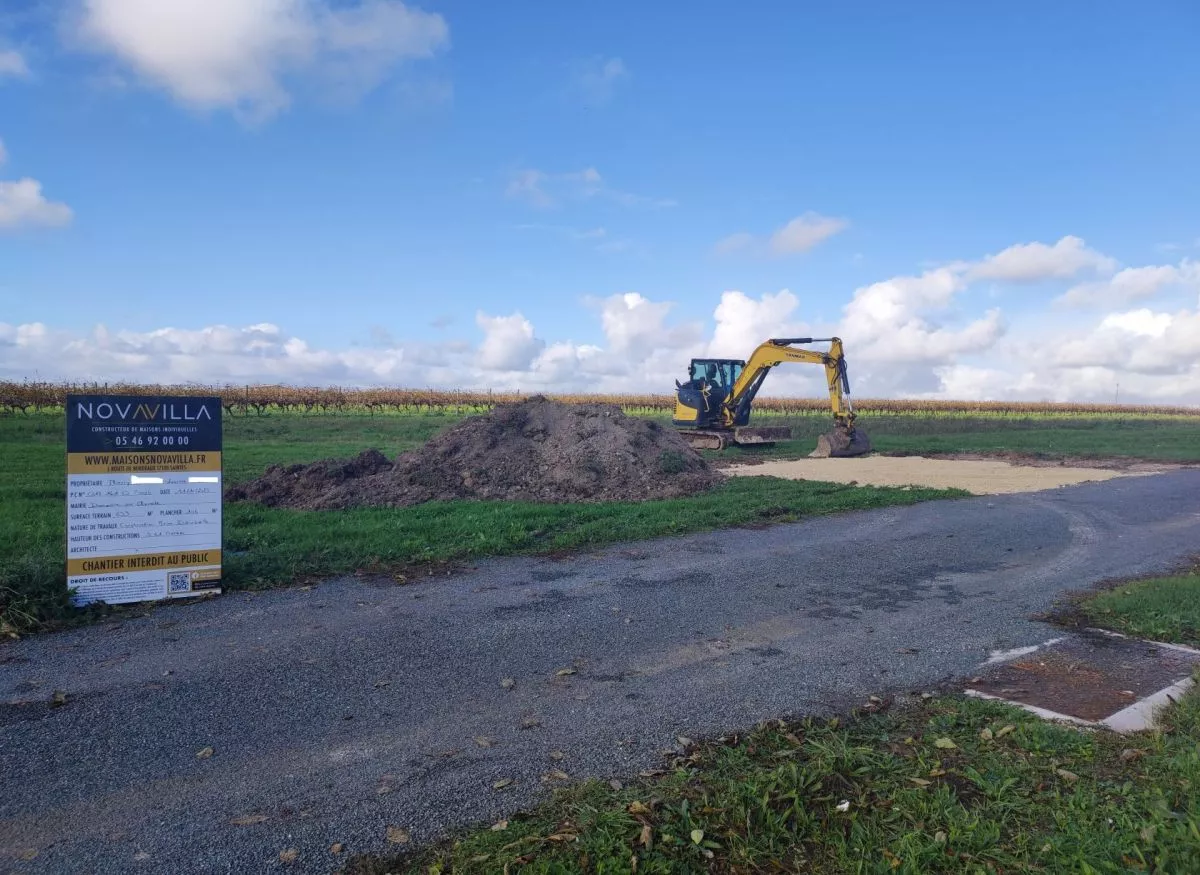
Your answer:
[1080,570,1200,647]
[0,413,959,635]
[719,414,1200,463]
[349,689,1200,875]
[6,408,1194,635]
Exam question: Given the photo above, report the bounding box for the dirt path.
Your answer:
[724,455,1161,494]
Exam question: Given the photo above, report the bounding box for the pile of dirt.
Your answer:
[226,397,722,509]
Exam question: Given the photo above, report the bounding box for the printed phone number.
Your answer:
[112,435,191,447]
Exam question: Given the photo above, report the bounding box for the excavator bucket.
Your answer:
[810,426,872,458]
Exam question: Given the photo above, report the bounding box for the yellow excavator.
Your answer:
[672,337,871,456]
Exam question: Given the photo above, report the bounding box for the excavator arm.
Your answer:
[725,337,856,429]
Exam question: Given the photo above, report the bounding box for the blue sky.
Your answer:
[2,1,1199,400]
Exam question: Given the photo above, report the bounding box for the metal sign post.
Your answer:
[65,395,223,606]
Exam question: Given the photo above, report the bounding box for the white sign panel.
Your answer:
[66,395,223,606]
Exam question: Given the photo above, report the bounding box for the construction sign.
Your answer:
[65,395,223,606]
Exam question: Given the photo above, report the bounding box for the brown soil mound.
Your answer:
[226,397,721,509]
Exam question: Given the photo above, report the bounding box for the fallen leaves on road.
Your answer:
[933,737,957,749]
[627,801,652,816]
[500,678,515,690]
[520,717,543,729]
[490,820,509,832]
[329,843,345,854]
[980,728,994,741]
[908,778,932,787]
[373,679,391,689]
[610,779,624,790]
[18,849,37,861]
[386,826,411,844]
[555,668,577,677]
[229,814,269,826]
[493,778,514,790]
[549,750,566,761]
[133,850,150,862]
[690,829,704,844]
[278,848,298,864]
[546,833,577,843]
[995,724,1016,739]
[196,746,215,759]
[474,736,496,748]
[50,691,68,708]
[543,769,570,782]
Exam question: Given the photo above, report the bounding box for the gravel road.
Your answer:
[3,471,1200,874]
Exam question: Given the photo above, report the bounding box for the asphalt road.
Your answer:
[3,470,1200,874]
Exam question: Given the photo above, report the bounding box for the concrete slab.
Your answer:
[965,631,1200,732]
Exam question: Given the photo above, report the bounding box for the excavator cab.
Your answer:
[673,359,744,428]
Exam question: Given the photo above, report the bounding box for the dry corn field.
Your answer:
[2,380,1198,419]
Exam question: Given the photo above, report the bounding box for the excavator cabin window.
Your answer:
[687,359,744,395]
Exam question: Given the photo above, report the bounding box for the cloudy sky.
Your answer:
[2,1,1199,402]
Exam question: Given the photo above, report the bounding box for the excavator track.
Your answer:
[677,426,793,451]
[677,430,730,451]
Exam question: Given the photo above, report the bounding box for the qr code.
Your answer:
[168,572,192,594]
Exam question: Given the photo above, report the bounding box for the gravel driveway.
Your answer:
[3,471,1199,874]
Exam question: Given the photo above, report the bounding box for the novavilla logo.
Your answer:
[75,402,215,422]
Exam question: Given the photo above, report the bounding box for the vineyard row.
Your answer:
[3,380,1198,418]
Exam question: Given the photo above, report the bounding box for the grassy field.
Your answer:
[723,413,1200,463]
[4,410,1197,635]
[350,575,1200,875]
[0,413,960,635]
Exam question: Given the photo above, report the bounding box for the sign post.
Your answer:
[65,395,223,606]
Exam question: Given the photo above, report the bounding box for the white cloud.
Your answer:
[72,0,449,119]
[475,311,545,371]
[967,235,1117,282]
[840,266,1008,364]
[575,56,628,103]
[1058,260,1199,308]
[598,292,701,359]
[0,49,29,78]
[1098,308,1171,337]
[770,213,850,255]
[506,169,551,208]
[709,290,807,358]
[8,234,1200,404]
[506,166,673,209]
[716,212,848,257]
[0,178,74,229]
[1052,305,1200,378]
[929,364,1016,401]
[713,232,754,256]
